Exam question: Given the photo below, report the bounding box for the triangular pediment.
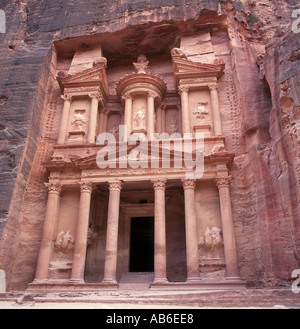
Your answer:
[171,48,225,85]
[57,60,109,96]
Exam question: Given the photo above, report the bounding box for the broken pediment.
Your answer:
[171,48,225,86]
[57,57,109,98]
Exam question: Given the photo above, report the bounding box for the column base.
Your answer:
[69,279,85,284]
[101,279,118,286]
[152,278,169,285]
[225,276,243,283]
[32,279,49,284]
[186,277,202,284]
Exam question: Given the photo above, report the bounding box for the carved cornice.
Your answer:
[108,180,123,192]
[45,182,62,194]
[214,176,232,188]
[116,73,167,102]
[181,179,196,190]
[152,179,167,190]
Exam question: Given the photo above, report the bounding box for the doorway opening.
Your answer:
[129,217,154,272]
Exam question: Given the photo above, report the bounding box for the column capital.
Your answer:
[79,181,94,193]
[214,176,232,188]
[148,91,157,99]
[45,182,62,194]
[61,94,72,102]
[88,92,103,101]
[181,179,196,190]
[208,83,219,91]
[178,85,190,94]
[101,108,109,115]
[122,92,132,101]
[152,179,167,190]
[108,180,123,192]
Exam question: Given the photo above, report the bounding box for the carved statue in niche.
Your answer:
[134,107,146,129]
[71,109,87,130]
[54,231,75,254]
[133,54,149,74]
[109,126,120,139]
[204,227,223,252]
[193,102,209,121]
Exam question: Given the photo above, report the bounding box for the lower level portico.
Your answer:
[28,170,244,292]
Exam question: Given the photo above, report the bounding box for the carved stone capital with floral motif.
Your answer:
[214,176,232,189]
[88,92,103,101]
[148,91,157,99]
[61,94,72,102]
[208,83,219,91]
[121,93,132,101]
[79,181,94,193]
[108,180,123,192]
[151,179,167,190]
[181,179,196,190]
[178,85,190,94]
[45,182,62,195]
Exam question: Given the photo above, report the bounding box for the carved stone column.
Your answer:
[102,109,109,134]
[215,176,240,280]
[208,83,223,136]
[156,105,162,134]
[147,91,156,139]
[152,179,168,284]
[181,179,201,282]
[123,93,132,139]
[57,94,72,145]
[70,182,93,283]
[34,183,61,282]
[102,180,123,285]
[98,108,105,135]
[87,93,101,143]
[178,86,191,134]
[161,103,166,134]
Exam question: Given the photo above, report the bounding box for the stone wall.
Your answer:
[0,0,299,290]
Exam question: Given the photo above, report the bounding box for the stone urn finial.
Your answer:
[133,54,149,74]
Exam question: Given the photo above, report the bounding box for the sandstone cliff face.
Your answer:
[0,0,299,290]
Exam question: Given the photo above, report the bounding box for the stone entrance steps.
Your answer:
[118,272,154,290]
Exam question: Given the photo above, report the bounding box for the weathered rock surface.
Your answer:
[0,0,299,291]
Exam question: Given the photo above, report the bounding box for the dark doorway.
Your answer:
[129,217,154,272]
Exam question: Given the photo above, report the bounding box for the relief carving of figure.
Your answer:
[134,107,146,129]
[193,102,209,121]
[204,227,223,252]
[133,54,149,74]
[109,126,120,139]
[54,231,75,254]
[71,109,87,130]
